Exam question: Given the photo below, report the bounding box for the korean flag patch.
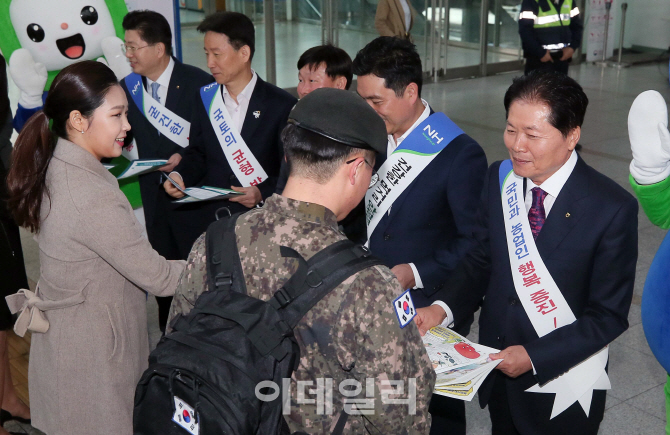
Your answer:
[393,290,416,328]
[172,396,200,435]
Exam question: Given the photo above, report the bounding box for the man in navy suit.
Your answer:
[120,10,213,331]
[354,36,488,435]
[416,71,638,434]
[165,11,296,250]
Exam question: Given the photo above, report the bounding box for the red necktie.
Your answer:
[529,187,548,240]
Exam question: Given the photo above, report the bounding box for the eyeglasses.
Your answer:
[346,157,379,189]
[121,43,155,54]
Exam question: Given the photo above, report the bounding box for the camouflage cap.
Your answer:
[288,88,387,154]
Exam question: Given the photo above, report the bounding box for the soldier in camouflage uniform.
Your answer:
[168,88,435,434]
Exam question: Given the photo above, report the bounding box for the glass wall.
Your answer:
[176,0,524,89]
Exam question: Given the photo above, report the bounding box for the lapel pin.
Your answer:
[253,110,261,118]
[565,212,571,218]
[176,85,180,89]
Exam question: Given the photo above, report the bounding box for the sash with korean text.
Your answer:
[365,112,463,239]
[498,160,610,419]
[124,73,190,148]
[200,82,268,187]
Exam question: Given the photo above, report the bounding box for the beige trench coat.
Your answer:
[24,139,184,435]
[375,0,416,38]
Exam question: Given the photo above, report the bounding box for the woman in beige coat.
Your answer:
[5,61,185,435]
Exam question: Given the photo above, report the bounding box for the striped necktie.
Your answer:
[150,82,161,137]
[150,81,161,103]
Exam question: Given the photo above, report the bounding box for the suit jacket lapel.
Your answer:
[164,57,183,113]
[384,106,435,226]
[535,156,590,258]
[392,0,407,32]
[372,183,410,238]
[240,76,266,142]
[386,175,419,224]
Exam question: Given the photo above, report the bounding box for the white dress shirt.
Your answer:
[436,150,578,328]
[524,150,578,216]
[387,98,430,153]
[170,69,257,185]
[146,57,175,106]
[386,99,430,290]
[222,70,258,132]
[398,0,412,31]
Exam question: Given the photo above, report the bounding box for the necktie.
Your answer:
[150,82,161,137]
[528,187,548,240]
[150,82,161,103]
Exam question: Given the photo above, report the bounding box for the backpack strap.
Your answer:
[205,212,247,295]
[331,410,348,435]
[270,240,384,329]
[170,213,245,332]
[201,228,383,361]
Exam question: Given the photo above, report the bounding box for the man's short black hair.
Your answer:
[297,45,353,90]
[504,70,589,138]
[352,36,423,97]
[197,12,255,61]
[123,10,172,55]
[282,124,374,183]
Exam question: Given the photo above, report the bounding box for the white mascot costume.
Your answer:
[0,0,145,226]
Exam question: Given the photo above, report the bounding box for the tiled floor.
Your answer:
[6,60,670,433]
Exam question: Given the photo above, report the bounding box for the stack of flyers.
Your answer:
[174,186,244,203]
[433,360,502,400]
[115,159,168,179]
[422,326,501,401]
[162,174,244,203]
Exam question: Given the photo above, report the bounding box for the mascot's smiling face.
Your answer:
[9,0,115,70]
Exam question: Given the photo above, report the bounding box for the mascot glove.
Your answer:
[99,36,132,81]
[9,49,47,109]
[629,90,670,185]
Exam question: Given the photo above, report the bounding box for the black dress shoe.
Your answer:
[0,409,31,425]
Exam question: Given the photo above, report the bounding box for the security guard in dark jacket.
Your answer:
[519,0,584,74]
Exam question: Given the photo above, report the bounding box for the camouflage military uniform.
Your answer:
[168,194,435,434]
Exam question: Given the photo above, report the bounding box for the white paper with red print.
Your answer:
[422,326,499,373]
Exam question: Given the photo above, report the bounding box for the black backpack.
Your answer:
[133,212,383,435]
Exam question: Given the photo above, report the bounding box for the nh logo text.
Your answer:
[423,125,444,144]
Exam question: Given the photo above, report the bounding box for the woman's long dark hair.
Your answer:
[6,61,118,233]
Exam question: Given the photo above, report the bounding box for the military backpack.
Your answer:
[133,212,383,435]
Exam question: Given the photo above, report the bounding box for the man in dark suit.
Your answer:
[416,71,638,435]
[120,10,212,331]
[165,11,296,248]
[354,37,488,435]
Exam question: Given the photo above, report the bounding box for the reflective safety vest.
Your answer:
[519,0,580,50]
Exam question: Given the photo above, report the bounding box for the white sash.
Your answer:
[499,160,610,419]
[124,73,190,148]
[200,83,268,187]
[365,112,463,239]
